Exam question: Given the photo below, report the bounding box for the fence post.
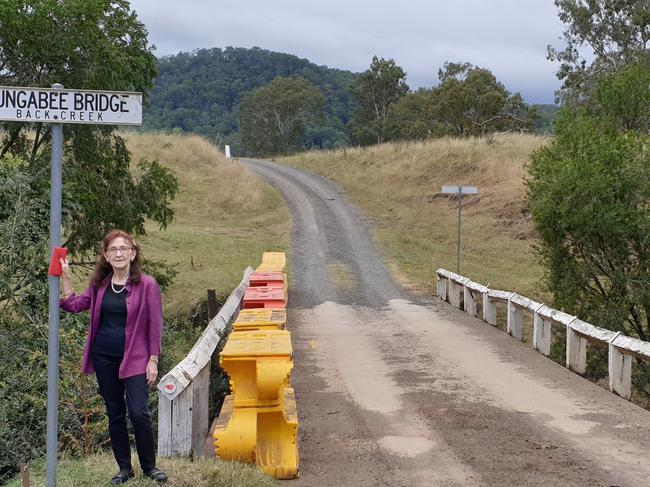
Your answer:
[533,306,551,356]
[436,275,447,301]
[483,291,497,326]
[449,280,462,309]
[566,321,587,374]
[463,285,477,316]
[608,333,632,399]
[507,296,523,341]
[207,289,217,320]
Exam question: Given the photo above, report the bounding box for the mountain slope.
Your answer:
[144,46,358,152]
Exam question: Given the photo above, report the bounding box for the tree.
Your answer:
[0,1,177,477]
[348,56,409,145]
[434,62,535,136]
[549,0,650,103]
[526,63,650,345]
[0,0,175,259]
[386,88,445,140]
[239,77,325,156]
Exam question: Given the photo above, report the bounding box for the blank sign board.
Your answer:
[441,185,478,194]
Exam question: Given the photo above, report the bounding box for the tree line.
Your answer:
[238,57,541,156]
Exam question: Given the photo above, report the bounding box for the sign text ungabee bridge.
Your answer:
[0,86,142,125]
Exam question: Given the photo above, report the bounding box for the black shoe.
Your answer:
[143,467,168,483]
[110,469,134,484]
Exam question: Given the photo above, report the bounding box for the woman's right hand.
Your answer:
[60,258,71,278]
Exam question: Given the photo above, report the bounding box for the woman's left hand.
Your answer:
[146,359,158,386]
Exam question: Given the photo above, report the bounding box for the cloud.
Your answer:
[130,0,566,103]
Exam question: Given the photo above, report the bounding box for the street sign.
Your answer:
[0,86,142,125]
[441,184,479,274]
[0,83,142,487]
[442,185,478,194]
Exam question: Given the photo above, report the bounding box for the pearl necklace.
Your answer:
[111,276,126,294]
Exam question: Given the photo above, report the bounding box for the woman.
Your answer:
[59,229,168,484]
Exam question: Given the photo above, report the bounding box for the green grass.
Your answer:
[282,134,548,300]
[6,453,278,487]
[123,132,290,316]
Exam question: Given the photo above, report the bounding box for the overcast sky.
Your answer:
[129,0,567,104]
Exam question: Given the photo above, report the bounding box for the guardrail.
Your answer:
[157,267,254,458]
[436,268,650,400]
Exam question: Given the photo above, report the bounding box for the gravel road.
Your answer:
[242,158,650,487]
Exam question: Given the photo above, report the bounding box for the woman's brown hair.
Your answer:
[90,229,142,287]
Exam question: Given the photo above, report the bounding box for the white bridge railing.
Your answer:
[436,268,650,400]
[156,267,254,458]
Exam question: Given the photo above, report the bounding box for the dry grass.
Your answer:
[282,134,549,299]
[6,452,278,487]
[122,131,290,315]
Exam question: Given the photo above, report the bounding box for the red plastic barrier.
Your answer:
[250,271,285,288]
[243,286,286,309]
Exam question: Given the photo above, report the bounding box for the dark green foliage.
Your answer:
[239,77,325,156]
[526,63,650,346]
[387,62,537,140]
[348,56,409,145]
[144,47,357,153]
[549,0,650,103]
[531,104,560,134]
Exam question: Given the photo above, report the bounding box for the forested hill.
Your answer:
[143,46,358,151]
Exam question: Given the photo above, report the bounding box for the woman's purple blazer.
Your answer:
[60,273,162,379]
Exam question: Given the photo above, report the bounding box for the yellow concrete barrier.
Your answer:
[214,387,299,478]
[220,330,292,405]
[256,251,286,272]
[232,308,286,332]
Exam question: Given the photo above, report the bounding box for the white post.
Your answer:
[436,275,447,301]
[463,286,477,316]
[566,324,587,374]
[507,297,523,341]
[533,311,552,356]
[608,333,632,399]
[483,292,497,326]
[448,280,462,308]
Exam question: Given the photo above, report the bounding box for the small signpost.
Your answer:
[441,185,478,274]
[0,84,142,487]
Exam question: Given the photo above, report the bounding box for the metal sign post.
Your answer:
[441,185,478,274]
[0,84,142,487]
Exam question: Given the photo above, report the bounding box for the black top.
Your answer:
[93,283,127,357]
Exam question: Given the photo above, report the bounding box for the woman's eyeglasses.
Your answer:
[106,246,133,256]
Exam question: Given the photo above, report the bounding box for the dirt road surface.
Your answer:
[243,158,650,487]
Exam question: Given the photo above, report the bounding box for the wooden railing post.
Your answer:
[566,320,587,373]
[463,285,477,316]
[507,295,523,341]
[449,280,462,309]
[483,292,497,326]
[533,306,551,356]
[436,275,447,301]
[608,333,632,399]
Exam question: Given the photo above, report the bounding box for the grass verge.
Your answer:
[6,453,277,487]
